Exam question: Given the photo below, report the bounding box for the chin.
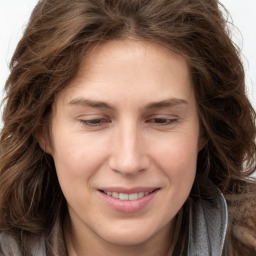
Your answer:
[101,231,153,247]
[97,220,170,247]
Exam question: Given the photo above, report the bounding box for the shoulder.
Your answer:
[0,232,22,256]
[225,182,256,254]
[0,231,46,256]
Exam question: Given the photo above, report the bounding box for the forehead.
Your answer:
[78,39,190,81]
[56,39,194,107]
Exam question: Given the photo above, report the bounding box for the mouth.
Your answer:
[98,188,160,201]
[98,187,160,213]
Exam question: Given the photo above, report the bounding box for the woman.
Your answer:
[0,0,256,255]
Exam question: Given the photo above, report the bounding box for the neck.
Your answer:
[64,211,182,256]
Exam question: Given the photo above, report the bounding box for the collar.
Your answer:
[187,180,228,255]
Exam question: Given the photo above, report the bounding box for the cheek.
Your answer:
[51,140,91,195]
[152,133,199,181]
[51,132,113,207]
[51,134,104,206]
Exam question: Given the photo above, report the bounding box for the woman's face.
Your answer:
[44,39,204,248]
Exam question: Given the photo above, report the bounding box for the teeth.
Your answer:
[103,190,156,201]
[129,193,139,200]
[112,192,119,199]
[138,192,145,198]
[119,193,129,200]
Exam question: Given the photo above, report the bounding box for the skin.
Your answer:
[40,39,205,256]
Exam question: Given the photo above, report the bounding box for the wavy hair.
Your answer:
[0,0,256,254]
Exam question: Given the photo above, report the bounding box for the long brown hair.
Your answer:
[1,0,256,254]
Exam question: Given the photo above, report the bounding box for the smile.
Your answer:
[101,189,156,201]
[99,188,160,212]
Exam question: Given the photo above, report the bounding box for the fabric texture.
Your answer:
[224,183,256,255]
[0,233,46,256]
[187,182,228,255]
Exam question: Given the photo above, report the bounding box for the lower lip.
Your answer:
[99,190,159,213]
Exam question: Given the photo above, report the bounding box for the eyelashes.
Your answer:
[78,116,178,129]
[79,118,111,127]
[145,117,178,125]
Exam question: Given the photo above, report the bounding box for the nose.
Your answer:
[108,121,149,176]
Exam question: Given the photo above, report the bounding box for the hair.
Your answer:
[1,0,256,255]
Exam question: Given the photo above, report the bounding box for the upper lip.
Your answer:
[98,187,160,194]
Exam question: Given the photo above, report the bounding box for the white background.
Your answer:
[0,0,256,112]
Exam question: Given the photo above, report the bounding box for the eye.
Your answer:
[154,118,175,124]
[79,118,111,127]
[146,117,178,126]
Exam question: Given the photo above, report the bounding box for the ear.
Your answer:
[198,133,208,152]
[35,126,53,155]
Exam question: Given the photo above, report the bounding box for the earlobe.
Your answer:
[198,135,208,152]
[35,127,53,155]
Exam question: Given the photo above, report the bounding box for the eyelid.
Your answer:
[146,118,178,124]
[80,117,110,124]
[145,114,179,126]
[145,113,179,119]
[77,114,112,129]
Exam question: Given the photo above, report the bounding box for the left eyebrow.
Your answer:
[145,98,188,109]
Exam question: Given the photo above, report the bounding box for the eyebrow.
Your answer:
[68,97,188,110]
[68,98,115,109]
[145,98,188,109]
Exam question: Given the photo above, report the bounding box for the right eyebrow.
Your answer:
[68,98,115,110]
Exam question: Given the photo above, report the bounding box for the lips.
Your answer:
[98,187,160,213]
